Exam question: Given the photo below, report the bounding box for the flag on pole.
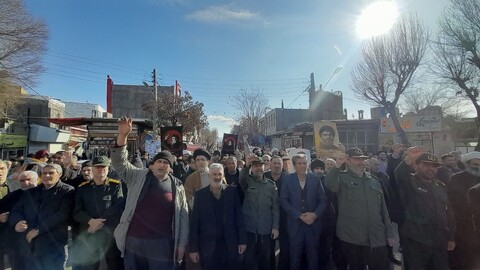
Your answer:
[175,80,182,96]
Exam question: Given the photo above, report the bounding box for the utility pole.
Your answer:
[152,68,158,140]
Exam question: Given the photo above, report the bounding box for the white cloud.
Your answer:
[187,5,259,23]
[207,115,238,126]
[333,45,342,56]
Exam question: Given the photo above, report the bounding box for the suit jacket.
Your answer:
[189,185,246,257]
[10,181,74,256]
[280,172,327,237]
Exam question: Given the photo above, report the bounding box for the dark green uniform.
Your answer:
[239,163,279,270]
[325,167,392,270]
[325,167,393,247]
[72,178,126,270]
[395,161,455,270]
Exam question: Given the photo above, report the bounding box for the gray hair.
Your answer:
[209,163,224,172]
[292,154,307,165]
[0,160,6,167]
[226,156,237,163]
[19,170,39,182]
[43,164,63,176]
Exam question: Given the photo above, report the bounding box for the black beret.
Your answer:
[193,149,211,160]
[310,159,325,170]
[81,160,93,168]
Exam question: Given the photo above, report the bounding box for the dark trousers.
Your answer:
[339,240,389,270]
[24,247,65,270]
[124,236,174,270]
[244,232,273,270]
[449,230,476,270]
[402,237,448,270]
[201,238,239,270]
[277,231,290,270]
[8,249,26,270]
[289,225,320,270]
[72,231,123,270]
[76,244,123,270]
[318,227,335,270]
[332,236,347,270]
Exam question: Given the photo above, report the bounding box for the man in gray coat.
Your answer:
[112,117,189,270]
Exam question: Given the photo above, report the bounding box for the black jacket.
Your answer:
[73,178,125,231]
[395,161,455,249]
[189,185,246,256]
[10,181,74,256]
[0,189,25,249]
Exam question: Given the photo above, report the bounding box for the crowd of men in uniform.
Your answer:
[0,116,478,270]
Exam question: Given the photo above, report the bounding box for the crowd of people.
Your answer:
[0,116,478,270]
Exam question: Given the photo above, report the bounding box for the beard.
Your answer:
[466,167,480,177]
[197,167,208,174]
[349,166,365,177]
[211,179,222,187]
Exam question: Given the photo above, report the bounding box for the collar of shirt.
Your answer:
[209,184,226,199]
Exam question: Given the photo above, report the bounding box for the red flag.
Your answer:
[175,80,181,96]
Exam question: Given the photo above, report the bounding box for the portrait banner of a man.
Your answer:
[160,126,183,157]
[314,121,343,159]
[222,133,237,155]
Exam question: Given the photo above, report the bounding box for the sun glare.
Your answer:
[356,1,399,39]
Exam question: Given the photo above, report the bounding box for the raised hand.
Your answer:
[117,117,132,146]
[334,153,347,168]
[405,146,424,165]
[245,153,256,167]
[392,143,404,157]
[118,117,132,136]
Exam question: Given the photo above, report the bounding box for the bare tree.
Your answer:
[0,85,24,119]
[198,127,218,152]
[230,88,269,140]
[0,0,48,87]
[350,14,429,145]
[401,85,470,118]
[432,0,480,150]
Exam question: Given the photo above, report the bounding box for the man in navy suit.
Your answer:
[189,163,247,270]
[280,154,327,270]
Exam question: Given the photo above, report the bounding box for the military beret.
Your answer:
[92,156,111,167]
[416,153,442,165]
[346,148,368,158]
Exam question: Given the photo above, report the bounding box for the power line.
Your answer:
[286,85,310,108]
[46,51,148,74]
[46,50,310,83]
[15,78,78,118]
[43,61,147,82]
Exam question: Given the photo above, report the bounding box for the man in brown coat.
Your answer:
[184,149,211,209]
[448,151,480,269]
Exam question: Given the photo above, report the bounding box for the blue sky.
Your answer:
[24,0,448,135]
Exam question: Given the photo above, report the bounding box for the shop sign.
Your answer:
[380,116,442,133]
[0,134,27,148]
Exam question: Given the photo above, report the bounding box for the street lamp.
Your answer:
[323,66,342,90]
[143,81,158,140]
